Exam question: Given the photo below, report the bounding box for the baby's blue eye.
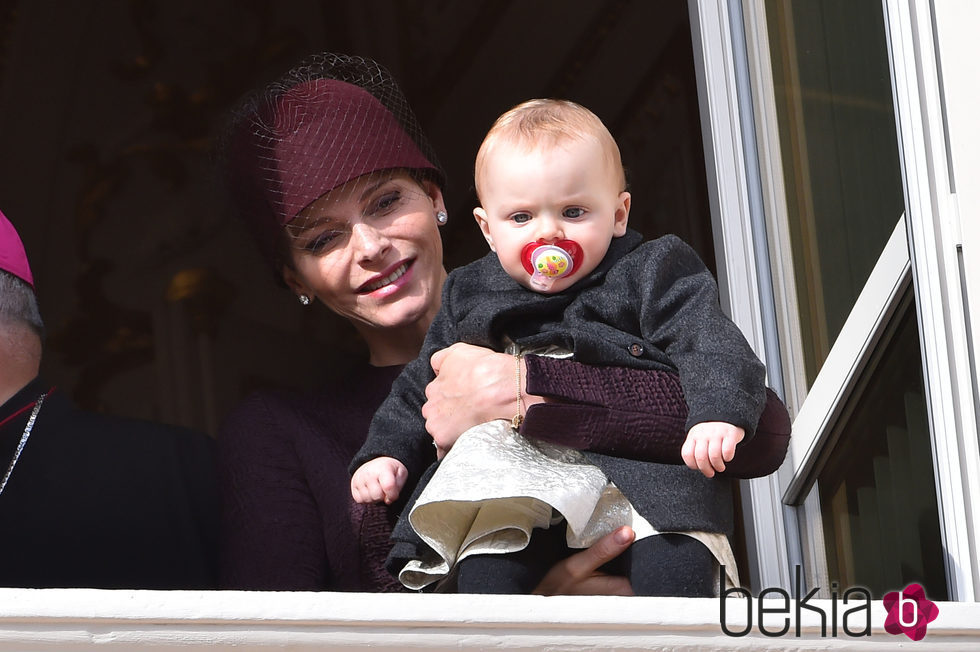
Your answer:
[563,207,585,219]
[512,213,532,224]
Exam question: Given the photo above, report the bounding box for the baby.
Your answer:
[351,99,767,595]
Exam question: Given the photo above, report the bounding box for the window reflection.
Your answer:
[765,0,905,385]
[813,296,947,599]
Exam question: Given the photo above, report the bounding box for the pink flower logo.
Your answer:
[883,583,939,641]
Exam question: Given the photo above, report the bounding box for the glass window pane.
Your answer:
[813,296,947,599]
[765,0,906,386]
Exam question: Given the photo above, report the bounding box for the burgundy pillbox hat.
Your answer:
[0,209,34,289]
[252,78,438,226]
[223,53,446,270]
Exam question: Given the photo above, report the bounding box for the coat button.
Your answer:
[628,343,644,357]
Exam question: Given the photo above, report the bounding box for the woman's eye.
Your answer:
[511,213,532,224]
[369,190,403,216]
[563,207,585,219]
[302,230,341,254]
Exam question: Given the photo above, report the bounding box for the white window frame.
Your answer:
[884,0,980,601]
[781,218,911,502]
[748,0,921,597]
[701,0,980,601]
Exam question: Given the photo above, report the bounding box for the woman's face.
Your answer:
[282,170,447,346]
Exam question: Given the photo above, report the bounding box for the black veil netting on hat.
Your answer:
[217,52,447,270]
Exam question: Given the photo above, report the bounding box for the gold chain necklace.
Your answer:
[0,392,48,496]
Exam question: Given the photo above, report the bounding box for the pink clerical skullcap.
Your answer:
[242,78,438,226]
[0,209,34,289]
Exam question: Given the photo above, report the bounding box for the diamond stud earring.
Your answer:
[436,210,448,225]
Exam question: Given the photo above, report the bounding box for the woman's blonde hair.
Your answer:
[474,99,626,198]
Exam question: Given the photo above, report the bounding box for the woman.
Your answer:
[216,52,788,592]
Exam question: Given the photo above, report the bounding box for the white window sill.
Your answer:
[1,589,978,650]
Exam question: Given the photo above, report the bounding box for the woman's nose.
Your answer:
[351,222,392,263]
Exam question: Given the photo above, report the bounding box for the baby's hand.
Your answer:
[351,457,408,504]
[681,422,745,478]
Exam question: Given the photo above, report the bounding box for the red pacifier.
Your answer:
[520,239,583,291]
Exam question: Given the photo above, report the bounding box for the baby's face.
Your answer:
[473,137,630,293]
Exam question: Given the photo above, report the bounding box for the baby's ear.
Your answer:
[613,191,631,237]
[473,207,496,252]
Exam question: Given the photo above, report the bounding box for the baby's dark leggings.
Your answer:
[454,526,716,596]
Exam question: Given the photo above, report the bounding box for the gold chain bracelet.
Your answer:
[511,352,524,430]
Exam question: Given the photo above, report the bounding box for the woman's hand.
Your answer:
[533,526,636,596]
[423,343,544,456]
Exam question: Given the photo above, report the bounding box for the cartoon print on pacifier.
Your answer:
[521,240,583,291]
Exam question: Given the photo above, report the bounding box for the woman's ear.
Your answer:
[281,264,311,300]
[421,178,447,215]
[613,191,631,237]
[473,206,495,252]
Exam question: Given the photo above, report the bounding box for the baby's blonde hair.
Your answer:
[474,99,626,199]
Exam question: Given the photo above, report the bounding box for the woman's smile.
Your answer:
[358,258,414,295]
